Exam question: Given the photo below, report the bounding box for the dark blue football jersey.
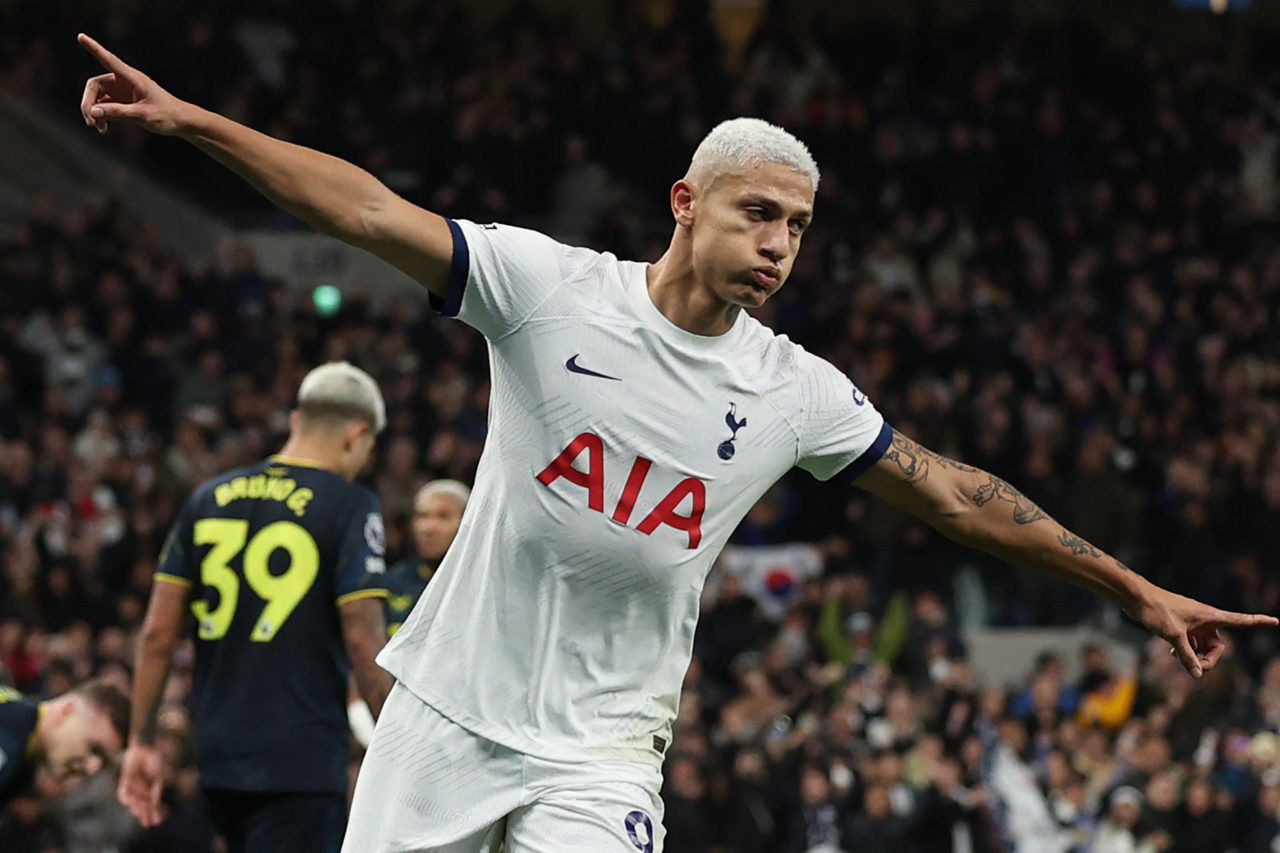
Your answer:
[0,687,39,806]
[381,558,434,638]
[157,457,388,793]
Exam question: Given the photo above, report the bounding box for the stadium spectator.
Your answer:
[382,478,469,637]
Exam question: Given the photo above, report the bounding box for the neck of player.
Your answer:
[647,252,740,338]
[276,436,349,479]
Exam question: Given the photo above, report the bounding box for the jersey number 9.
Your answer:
[191,518,320,642]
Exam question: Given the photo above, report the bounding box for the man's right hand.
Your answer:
[78,33,190,136]
[117,741,166,828]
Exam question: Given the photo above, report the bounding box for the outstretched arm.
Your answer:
[77,33,453,295]
[855,430,1277,678]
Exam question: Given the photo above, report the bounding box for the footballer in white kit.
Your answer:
[76,35,1280,853]
[361,217,889,850]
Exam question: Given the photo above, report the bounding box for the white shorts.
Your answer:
[341,682,666,853]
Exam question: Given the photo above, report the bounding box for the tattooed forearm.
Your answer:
[972,475,1050,524]
[882,432,980,485]
[1058,531,1102,558]
[870,433,1156,617]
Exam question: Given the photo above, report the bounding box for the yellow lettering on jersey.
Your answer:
[213,476,311,517]
[0,686,20,703]
[286,488,314,517]
[269,478,296,501]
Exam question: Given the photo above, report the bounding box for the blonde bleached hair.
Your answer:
[413,479,471,514]
[296,361,387,434]
[685,117,820,191]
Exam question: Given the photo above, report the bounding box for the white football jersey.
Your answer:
[378,219,891,766]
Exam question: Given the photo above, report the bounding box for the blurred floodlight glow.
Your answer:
[312,284,342,316]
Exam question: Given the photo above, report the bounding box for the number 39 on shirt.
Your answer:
[191,518,320,642]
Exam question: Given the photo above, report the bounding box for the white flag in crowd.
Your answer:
[717,543,824,621]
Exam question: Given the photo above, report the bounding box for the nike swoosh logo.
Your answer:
[565,354,621,381]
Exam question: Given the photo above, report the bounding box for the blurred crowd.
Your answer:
[2,1,1280,851]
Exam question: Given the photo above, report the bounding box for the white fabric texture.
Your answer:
[378,219,887,767]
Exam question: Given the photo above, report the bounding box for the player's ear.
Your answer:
[46,696,75,727]
[344,420,372,452]
[672,180,696,227]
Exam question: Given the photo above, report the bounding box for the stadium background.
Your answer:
[1,0,1280,850]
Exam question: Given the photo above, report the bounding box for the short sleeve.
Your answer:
[155,498,196,588]
[794,351,893,485]
[439,219,597,340]
[334,490,390,606]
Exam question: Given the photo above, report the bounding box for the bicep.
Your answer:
[359,196,454,297]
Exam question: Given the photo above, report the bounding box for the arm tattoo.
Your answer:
[881,431,981,484]
[972,475,1050,525]
[882,432,930,483]
[882,432,1049,526]
[1058,531,1102,558]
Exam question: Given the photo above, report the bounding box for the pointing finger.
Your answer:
[77,33,136,80]
[1212,611,1279,628]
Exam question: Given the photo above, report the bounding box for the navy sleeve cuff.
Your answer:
[829,422,894,487]
[428,218,469,317]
